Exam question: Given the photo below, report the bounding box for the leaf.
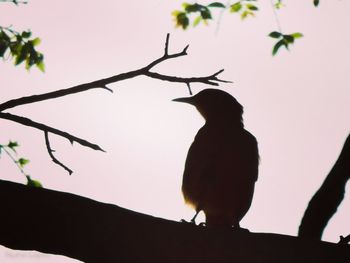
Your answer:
[246,3,258,11]
[21,31,32,39]
[17,158,30,168]
[7,141,19,152]
[230,2,242,12]
[314,0,319,7]
[0,41,8,57]
[291,32,303,39]
[283,34,294,44]
[193,16,202,27]
[185,3,202,13]
[272,39,288,56]
[14,43,29,66]
[269,31,282,38]
[0,30,11,42]
[36,55,45,72]
[31,37,41,46]
[174,12,189,29]
[26,176,43,188]
[208,2,226,8]
[241,10,254,19]
[200,8,212,20]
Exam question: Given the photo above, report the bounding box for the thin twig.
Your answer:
[144,69,231,86]
[0,112,104,152]
[186,83,193,95]
[44,131,73,175]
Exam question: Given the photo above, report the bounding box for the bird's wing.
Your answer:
[239,129,259,182]
[181,127,214,207]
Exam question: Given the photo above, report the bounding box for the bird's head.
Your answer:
[173,89,243,125]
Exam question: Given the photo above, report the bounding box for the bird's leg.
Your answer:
[181,210,203,225]
[190,210,200,224]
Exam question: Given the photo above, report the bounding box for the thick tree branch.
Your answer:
[0,112,104,152]
[0,179,349,263]
[298,133,350,240]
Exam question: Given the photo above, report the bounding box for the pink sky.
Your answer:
[1,1,350,262]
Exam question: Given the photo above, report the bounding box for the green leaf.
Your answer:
[269,31,282,38]
[26,176,43,188]
[0,30,11,42]
[185,3,202,13]
[291,32,303,39]
[31,37,41,46]
[193,16,202,27]
[314,0,319,7]
[14,43,29,66]
[174,12,189,29]
[246,3,258,11]
[241,10,254,19]
[208,2,226,8]
[230,2,242,12]
[17,158,29,168]
[21,31,32,39]
[272,39,288,56]
[200,8,212,20]
[7,141,19,152]
[0,41,8,57]
[36,60,45,72]
[283,34,294,44]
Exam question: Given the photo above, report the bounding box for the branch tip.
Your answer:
[102,85,113,93]
[44,131,73,175]
[164,33,170,55]
[186,83,193,95]
[183,44,189,54]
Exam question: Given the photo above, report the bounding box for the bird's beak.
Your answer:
[172,96,195,105]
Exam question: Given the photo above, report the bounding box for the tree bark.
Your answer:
[0,180,349,262]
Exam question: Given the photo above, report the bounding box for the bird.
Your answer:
[173,88,259,228]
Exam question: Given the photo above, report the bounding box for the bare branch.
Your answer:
[0,34,230,113]
[186,83,193,95]
[144,70,230,86]
[164,33,170,56]
[0,69,144,112]
[0,112,104,152]
[44,131,73,175]
[144,34,189,70]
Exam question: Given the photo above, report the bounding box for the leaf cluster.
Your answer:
[0,27,45,71]
[230,0,259,20]
[172,2,225,29]
[173,0,320,55]
[268,31,303,55]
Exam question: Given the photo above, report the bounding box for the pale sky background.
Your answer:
[1,1,350,262]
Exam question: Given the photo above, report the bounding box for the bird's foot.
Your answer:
[180,219,206,227]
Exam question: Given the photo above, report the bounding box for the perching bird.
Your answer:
[173,89,259,228]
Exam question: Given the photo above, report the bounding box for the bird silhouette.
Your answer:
[173,89,259,228]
